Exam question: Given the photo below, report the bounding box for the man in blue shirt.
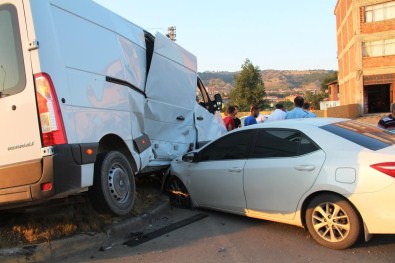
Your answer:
[302,102,317,118]
[244,105,259,126]
[285,96,315,119]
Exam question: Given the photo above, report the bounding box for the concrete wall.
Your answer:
[231,105,360,119]
[313,104,360,118]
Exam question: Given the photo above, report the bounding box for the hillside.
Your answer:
[199,69,336,97]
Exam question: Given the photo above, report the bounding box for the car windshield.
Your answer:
[320,120,395,150]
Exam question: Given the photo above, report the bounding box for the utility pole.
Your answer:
[166,26,176,41]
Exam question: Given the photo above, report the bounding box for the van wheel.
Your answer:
[89,151,135,216]
[305,194,362,249]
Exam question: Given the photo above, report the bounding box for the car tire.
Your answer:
[305,194,362,250]
[166,176,191,209]
[89,151,135,216]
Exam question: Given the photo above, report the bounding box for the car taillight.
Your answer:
[370,162,395,178]
[34,73,67,147]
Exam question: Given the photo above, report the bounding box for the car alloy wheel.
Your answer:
[311,202,350,242]
[306,194,362,249]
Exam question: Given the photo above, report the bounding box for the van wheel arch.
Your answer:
[98,134,137,172]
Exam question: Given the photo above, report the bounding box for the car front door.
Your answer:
[188,130,256,213]
[243,129,325,220]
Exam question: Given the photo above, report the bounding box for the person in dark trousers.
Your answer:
[244,105,259,126]
[223,106,236,131]
[233,106,241,128]
[378,103,395,130]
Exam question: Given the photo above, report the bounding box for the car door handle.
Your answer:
[197,116,204,121]
[228,167,242,172]
[294,165,316,171]
[176,115,185,121]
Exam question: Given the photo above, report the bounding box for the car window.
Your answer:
[199,130,255,161]
[252,130,301,158]
[299,135,320,155]
[321,120,395,150]
[0,4,26,97]
[250,129,319,158]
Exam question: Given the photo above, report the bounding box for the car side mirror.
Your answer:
[182,152,197,163]
[214,93,222,111]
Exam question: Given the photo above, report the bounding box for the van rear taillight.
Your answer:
[370,162,395,178]
[34,73,67,147]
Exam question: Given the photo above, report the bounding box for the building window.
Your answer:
[365,1,395,23]
[362,38,395,57]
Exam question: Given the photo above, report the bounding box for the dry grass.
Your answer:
[0,177,165,248]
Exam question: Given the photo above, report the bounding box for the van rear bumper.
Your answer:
[0,143,98,209]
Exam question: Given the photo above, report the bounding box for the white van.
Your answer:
[0,0,225,215]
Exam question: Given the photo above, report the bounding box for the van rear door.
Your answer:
[0,2,43,188]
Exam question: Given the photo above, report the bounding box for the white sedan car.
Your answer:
[166,118,395,249]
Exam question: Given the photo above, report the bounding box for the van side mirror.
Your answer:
[214,93,222,111]
[182,152,198,163]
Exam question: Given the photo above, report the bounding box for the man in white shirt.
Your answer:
[266,103,286,122]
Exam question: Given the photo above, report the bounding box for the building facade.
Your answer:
[335,0,395,114]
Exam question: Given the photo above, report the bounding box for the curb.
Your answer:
[0,200,170,263]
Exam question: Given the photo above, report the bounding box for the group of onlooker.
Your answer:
[223,96,395,133]
[222,96,316,131]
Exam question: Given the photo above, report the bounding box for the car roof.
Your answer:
[237,117,349,131]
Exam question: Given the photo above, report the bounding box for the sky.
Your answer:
[93,0,339,72]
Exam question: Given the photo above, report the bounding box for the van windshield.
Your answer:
[0,4,25,97]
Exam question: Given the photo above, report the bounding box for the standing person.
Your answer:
[378,103,395,130]
[285,96,313,119]
[233,106,241,128]
[302,102,317,118]
[244,105,259,126]
[266,103,286,122]
[256,112,266,123]
[223,106,236,131]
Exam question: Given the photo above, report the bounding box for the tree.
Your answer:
[229,59,267,111]
[304,71,338,110]
[321,71,338,92]
[282,100,295,111]
[304,90,326,110]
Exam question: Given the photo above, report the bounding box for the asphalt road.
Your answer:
[57,207,395,263]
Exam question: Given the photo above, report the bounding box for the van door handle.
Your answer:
[228,167,242,173]
[294,165,316,171]
[176,115,185,121]
[197,116,204,121]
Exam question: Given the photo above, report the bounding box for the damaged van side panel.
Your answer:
[144,33,197,164]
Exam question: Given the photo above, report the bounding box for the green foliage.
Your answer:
[304,90,327,110]
[302,71,338,110]
[229,59,267,111]
[321,71,338,91]
[282,100,295,111]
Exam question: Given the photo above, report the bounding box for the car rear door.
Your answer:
[0,2,43,187]
[243,129,325,220]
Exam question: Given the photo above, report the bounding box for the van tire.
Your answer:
[89,151,135,216]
